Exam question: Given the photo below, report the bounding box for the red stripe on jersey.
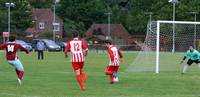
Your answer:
[73,54,76,62]
[82,53,84,62]
[76,53,79,62]
[79,53,81,62]
[79,53,83,62]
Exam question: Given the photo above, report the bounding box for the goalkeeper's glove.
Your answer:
[180,60,184,64]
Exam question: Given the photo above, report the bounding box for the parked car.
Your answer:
[16,40,32,51]
[42,39,61,51]
[56,42,67,51]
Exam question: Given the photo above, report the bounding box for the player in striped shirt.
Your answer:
[105,40,123,84]
[0,36,29,85]
[65,32,88,90]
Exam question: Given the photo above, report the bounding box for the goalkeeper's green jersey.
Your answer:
[184,49,200,60]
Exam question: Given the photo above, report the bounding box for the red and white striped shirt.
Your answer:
[65,38,88,62]
[107,45,123,66]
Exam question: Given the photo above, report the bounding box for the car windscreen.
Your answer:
[43,40,57,45]
[16,40,26,45]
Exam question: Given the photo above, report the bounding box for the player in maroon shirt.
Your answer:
[0,36,29,85]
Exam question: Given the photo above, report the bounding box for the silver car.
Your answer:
[16,40,32,51]
[42,39,61,51]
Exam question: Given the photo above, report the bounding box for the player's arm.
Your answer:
[108,48,114,65]
[19,44,29,54]
[0,44,3,49]
[0,44,6,49]
[82,40,88,57]
[180,52,187,64]
[118,48,123,62]
[84,50,88,57]
[65,41,70,58]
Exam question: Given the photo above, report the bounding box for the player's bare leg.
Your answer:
[197,63,200,69]
[75,69,85,91]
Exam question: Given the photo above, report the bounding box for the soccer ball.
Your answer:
[113,77,119,82]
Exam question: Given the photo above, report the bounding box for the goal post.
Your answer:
[126,20,200,73]
[156,21,160,73]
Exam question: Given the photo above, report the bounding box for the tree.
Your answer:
[0,0,32,34]
[1,0,200,36]
[57,0,107,35]
[28,0,52,8]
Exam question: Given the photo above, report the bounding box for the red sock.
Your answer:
[18,71,24,80]
[15,69,20,78]
[109,75,114,82]
[76,74,85,90]
[81,72,87,83]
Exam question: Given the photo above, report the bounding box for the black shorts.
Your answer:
[187,59,200,66]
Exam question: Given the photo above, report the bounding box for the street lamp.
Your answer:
[53,0,60,42]
[145,12,153,32]
[32,20,36,38]
[189,11,198,49]
[105,12,112,40]
[169,0,178,53]
[5,2,15,41]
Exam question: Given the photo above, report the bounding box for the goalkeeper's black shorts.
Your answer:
[187,59,200,66]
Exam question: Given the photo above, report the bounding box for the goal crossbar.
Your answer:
[157,20,200,25]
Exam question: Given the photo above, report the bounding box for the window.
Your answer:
[53,23,60,31]
[39,22,45,29]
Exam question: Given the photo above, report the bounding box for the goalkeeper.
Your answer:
[180,46,200,74]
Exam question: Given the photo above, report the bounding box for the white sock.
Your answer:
[197,63,200,69]
[182,64,188,73]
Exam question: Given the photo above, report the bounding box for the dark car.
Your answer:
[56,42,67,51]
[16,40,32,51]
[42,39,61,51]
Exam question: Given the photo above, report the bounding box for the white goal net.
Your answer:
[126,20,200,73]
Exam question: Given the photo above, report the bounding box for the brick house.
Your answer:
[85,23,132,45]
[25,8,63,38]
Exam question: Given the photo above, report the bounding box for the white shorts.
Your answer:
[8,59,24,71]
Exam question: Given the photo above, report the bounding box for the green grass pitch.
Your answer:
[0,51,200,97]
